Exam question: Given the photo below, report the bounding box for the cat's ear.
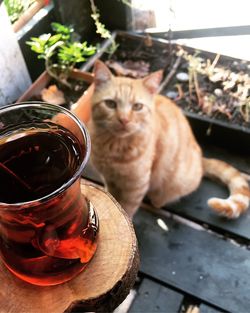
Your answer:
[93,60,113,86]
[142,70,163,94]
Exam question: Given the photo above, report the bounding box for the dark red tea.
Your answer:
[0,122,98,285]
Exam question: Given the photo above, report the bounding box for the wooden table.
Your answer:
[84,141,250,313]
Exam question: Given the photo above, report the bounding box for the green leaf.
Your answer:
[51,22,73,40]
[47,34,62,46]
[26,20,97,78]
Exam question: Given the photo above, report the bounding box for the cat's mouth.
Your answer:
[113,124,137,137]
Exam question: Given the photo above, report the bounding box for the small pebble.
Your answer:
[166,91,178,99]
[214,88,223,97]
[157,218,169,231]
[176,72,189,82]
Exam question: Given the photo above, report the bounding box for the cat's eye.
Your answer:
[132,102,143,111]
[104,99,117,109]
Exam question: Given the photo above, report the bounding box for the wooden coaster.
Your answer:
[0,181,139,313]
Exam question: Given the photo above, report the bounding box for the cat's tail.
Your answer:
[203,158,250,218]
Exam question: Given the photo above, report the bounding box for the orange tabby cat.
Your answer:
[86,60,250,219]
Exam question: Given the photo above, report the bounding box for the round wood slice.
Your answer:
[0,181,139,313]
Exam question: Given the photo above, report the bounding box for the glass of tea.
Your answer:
[0,102,98,286]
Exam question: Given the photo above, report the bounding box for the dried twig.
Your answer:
[193,71,203,107]
[175,83,184,100]
[158,53,183,93]
[210,54,220,71]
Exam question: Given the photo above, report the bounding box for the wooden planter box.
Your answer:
[82,31,250,154]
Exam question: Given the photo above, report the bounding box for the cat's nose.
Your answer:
[118,117,130,126]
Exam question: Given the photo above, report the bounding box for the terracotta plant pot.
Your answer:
[71,83,94,124]
[17,69,94,124]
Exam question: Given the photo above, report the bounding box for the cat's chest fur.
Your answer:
[89,122,156,174]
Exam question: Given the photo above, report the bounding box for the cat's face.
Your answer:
[91,60,163,137]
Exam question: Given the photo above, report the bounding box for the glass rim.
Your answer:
[0,101,90,208]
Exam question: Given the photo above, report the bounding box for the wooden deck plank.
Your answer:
[166,177,250,240]
[166,143,250,240]
[129,278,183,313]
[134,209,250,312]
[199,304,225,313]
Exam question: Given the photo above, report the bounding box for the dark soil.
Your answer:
[163,51,250,129]
[29,78,89,110]
[99,33,175,74]
[95,32,250,129]
[60,79,89,108]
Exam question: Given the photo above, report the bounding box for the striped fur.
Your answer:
[87,60,250,219]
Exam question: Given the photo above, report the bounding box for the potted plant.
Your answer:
[17,21,96,115]
[17,0,129,114]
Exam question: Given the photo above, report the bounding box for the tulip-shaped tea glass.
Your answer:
[0,102,98,286]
